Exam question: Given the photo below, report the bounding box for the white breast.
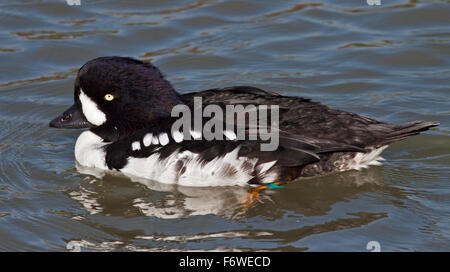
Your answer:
[75,131,108,169]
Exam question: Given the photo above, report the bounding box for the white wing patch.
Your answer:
[171,130,184,143]
[189,130,202,139]
[79,89,106,126]
[158,133,169,146]
[131,141,141,151]
[143,133,153,147]
[223,130,237,140]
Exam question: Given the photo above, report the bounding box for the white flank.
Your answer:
[121,146,259,187]
[350,145,388,171]
[256,160,277,174]
[143,133,153,147]
[75,131,107,169]
[79,89,106,126]
[255,160,279,184]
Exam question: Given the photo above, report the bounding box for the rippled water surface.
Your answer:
[0,0,449,251]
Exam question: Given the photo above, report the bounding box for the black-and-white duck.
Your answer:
[50,56,439,190]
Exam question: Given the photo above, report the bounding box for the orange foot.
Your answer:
[241,185,267,209]
[240,181,285,209]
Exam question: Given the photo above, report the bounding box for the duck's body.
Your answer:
[50,57,439,187]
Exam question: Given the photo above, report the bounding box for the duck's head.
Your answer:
[49,56,183,141]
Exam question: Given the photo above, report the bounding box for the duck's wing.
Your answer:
[181,86,438,149]
[181,86,373,150]
[183,85,368,152]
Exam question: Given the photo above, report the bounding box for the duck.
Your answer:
[49,56,439,191]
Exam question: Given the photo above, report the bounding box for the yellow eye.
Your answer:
[104,94,114,101]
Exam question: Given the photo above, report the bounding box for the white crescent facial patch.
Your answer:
[79,88,107,126]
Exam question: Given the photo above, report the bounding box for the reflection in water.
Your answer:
[67,164,389,251]
[74,162,386,219]
[65,231,273,252]
[131,187,249,219]
[75,163,261,219]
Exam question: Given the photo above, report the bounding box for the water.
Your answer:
[0,0,449,251]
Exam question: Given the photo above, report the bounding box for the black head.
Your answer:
[49,56,183,141]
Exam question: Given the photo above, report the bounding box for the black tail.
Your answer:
[380,121,440,145]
